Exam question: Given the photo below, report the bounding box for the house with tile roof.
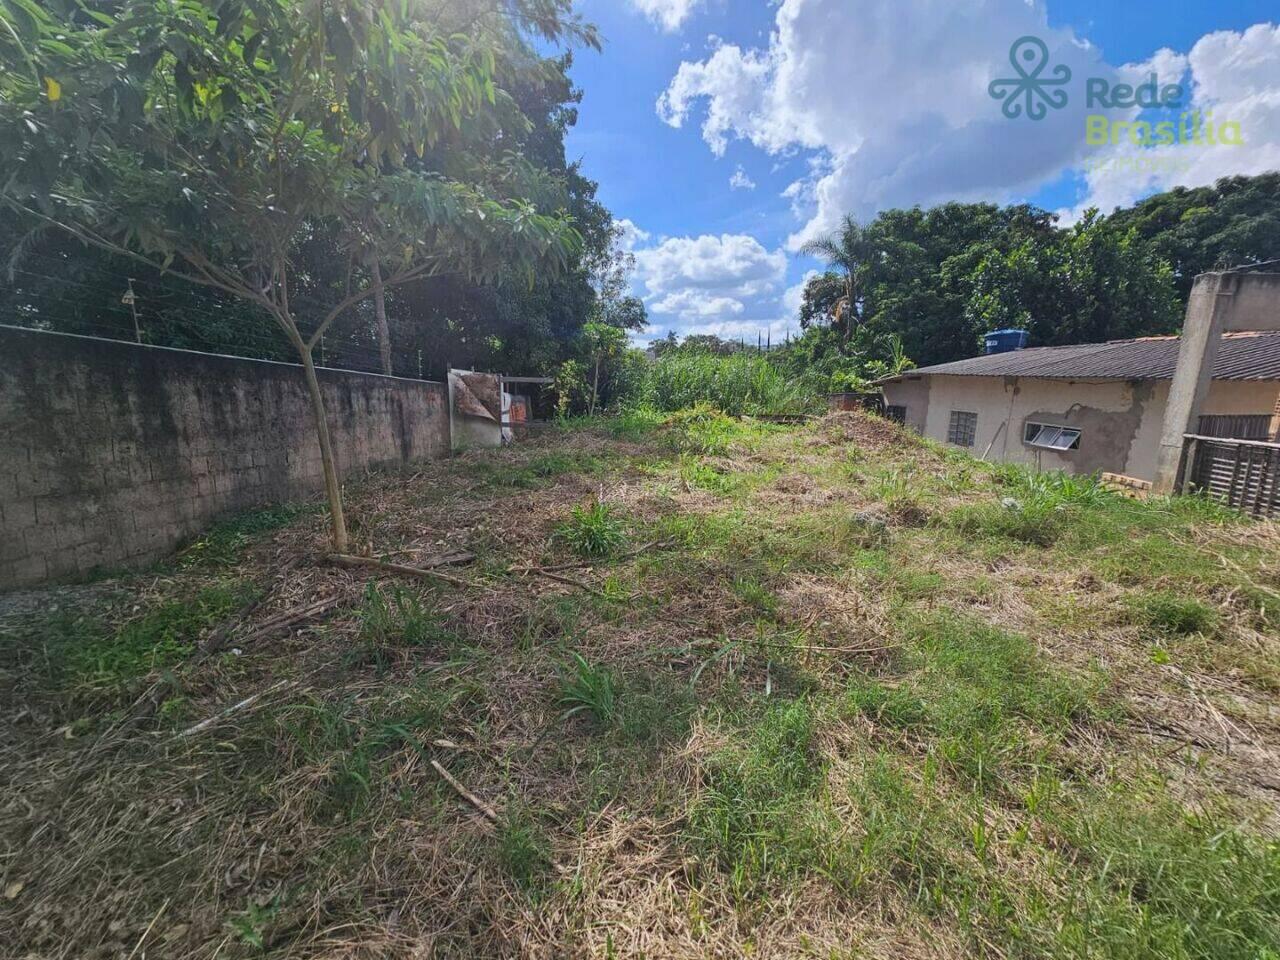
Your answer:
[878,298,1280,484]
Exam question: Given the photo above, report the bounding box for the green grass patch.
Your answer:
[1040,782,1280,959]
[848,614,1102,791]
[730,575,779,618]
[275,678,476,820]
[64,582,253,690]
[679,457,741,495]
[465,450,610,491]
[554,501,627,558]
[1128,590,1220,637]
[493,807,554,893]
[179,505,311,567]
[688,699,828,895]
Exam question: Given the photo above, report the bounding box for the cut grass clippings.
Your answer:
[2,410,1278,960]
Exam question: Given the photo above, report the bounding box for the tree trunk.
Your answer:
[589,355,601,416]
[298,343,350,552]
[843,277,855,342]
[372,262,393,377]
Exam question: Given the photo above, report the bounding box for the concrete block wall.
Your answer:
[0,326,450,590]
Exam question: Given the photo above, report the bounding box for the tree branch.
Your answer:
[304,257,450,350]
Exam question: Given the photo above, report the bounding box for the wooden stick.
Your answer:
[175,679,297,739]
[430,759,499,822]
[513,540,673,574]
[509,565,610,599]
[198,596,342,661]
[235,596,343,645]
[330,553,473,589]
[126,898,170,960]
[384,548,476,568]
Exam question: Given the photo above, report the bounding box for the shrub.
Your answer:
[555,501,627,558]
[556,652,617,726]
[666,403,742,456]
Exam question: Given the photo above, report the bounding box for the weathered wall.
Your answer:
[1222,272,1280,333]
[882,376,930,434]
[0,326,449,590]
[883,373,1278,480]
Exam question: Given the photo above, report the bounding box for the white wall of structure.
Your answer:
[883,374,1278,481]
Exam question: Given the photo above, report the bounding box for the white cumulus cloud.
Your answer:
[781,269,818,321]
[654,0,1180,248]
[614,218,651,251]
[1063,24,1280,219]
[628,0,703,33]
[729,165,757,190]
[627,231,789,338]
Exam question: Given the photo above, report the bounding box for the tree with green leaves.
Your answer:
[799,214,874,339]
[586,219,647,332]
[579,320,627,415]
[1107,173,1280,300]
[0,0,593,552]
[966,210,1181,347]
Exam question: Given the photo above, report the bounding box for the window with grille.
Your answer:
[1197,414,1274,440]
[947,411,977,447]
[1023,421,1082,451]
[884,404,906,424]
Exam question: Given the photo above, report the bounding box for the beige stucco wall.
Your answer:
[882,374,1278,481]
[883,376,930,433]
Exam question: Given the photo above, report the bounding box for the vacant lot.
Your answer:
[3,410,1279,959]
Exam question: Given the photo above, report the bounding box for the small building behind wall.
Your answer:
[878,330,1280,483]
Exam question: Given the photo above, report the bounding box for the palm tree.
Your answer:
[800,215,874,341]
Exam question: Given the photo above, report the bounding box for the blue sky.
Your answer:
[561,1,1280,344]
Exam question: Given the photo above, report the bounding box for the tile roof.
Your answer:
[886,331,1280,383]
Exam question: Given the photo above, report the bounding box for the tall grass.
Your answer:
[642,352,812,416]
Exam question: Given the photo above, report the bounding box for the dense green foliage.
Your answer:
[798,174,1280,367]
[1109,172,1280,300]
[0,0,612,547]
[640,351,808,416]
[0,0,631,380]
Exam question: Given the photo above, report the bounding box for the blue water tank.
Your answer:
[984,328,1029,355]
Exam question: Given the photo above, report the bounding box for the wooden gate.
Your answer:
[1179,434,1280,518]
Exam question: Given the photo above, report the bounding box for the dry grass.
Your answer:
[2,410,1278,959]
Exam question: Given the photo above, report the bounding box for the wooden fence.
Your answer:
[1178,434,1280,518]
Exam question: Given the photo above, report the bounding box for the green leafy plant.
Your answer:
[555,501,626,558]
[178,505,311,568]
[358,583,451,648]
[226,895,282,950]
[556,652,617,726]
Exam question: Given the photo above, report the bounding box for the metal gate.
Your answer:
[1179,434,1280,518]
